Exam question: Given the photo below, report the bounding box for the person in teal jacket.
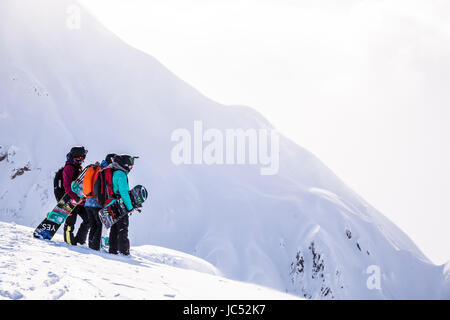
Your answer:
[113,170,133,211]
[109,154,136,256]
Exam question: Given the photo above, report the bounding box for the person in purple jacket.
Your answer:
[62,146,90,246]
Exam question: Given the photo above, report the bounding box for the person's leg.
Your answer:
[75,206,90,245]
[117,215,130,256]
[108,222,119,254]
[87,207,102,251]
[63,209,78,245]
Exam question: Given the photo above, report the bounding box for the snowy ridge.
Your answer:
[1,0,449,299]
[0,222,298,300]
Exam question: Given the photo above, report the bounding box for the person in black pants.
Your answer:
[61,146,90,246]
[83,154,116,250]
[108,154,137,256]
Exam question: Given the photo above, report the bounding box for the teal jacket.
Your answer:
[113,170,133,211]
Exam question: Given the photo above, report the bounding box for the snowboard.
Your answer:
[98,185,148,229]
[101,225,109,251]
[33,168,87,240]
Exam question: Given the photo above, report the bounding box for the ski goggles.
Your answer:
[74,156,86,161]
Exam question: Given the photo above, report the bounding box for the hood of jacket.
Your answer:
[110,162,129,175]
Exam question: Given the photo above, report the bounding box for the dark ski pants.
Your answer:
[109,215,130,256]
[64,205,89,246]
[85,206,102,251]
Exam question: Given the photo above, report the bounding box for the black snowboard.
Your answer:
[33,169,87,240]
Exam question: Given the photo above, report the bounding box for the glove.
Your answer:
[128,207,142,213]
[70,196,81,205]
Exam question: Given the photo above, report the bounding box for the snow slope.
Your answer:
[0,222,297,300]
[1,0,449,299]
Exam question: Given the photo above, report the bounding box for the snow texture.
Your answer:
[0,222,297,300]
[0,0,449,299]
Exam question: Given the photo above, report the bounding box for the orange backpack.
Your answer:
[82,164,100,198]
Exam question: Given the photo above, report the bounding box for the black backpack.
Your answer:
[53,167,65,201]
[53,163,80,201]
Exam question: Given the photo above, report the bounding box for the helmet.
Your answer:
[113,154,137,172]
[70,146,88,161]
[105,153,117,165]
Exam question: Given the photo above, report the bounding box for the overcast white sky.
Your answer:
[80,0,450,264]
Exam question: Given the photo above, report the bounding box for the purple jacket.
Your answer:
[63,162,81,201]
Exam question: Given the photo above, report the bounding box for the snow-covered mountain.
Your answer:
[1,0,449,299]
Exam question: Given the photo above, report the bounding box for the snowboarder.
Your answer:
[62,146,90,246]
[108,154,137,256]
[83,153,116,251]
